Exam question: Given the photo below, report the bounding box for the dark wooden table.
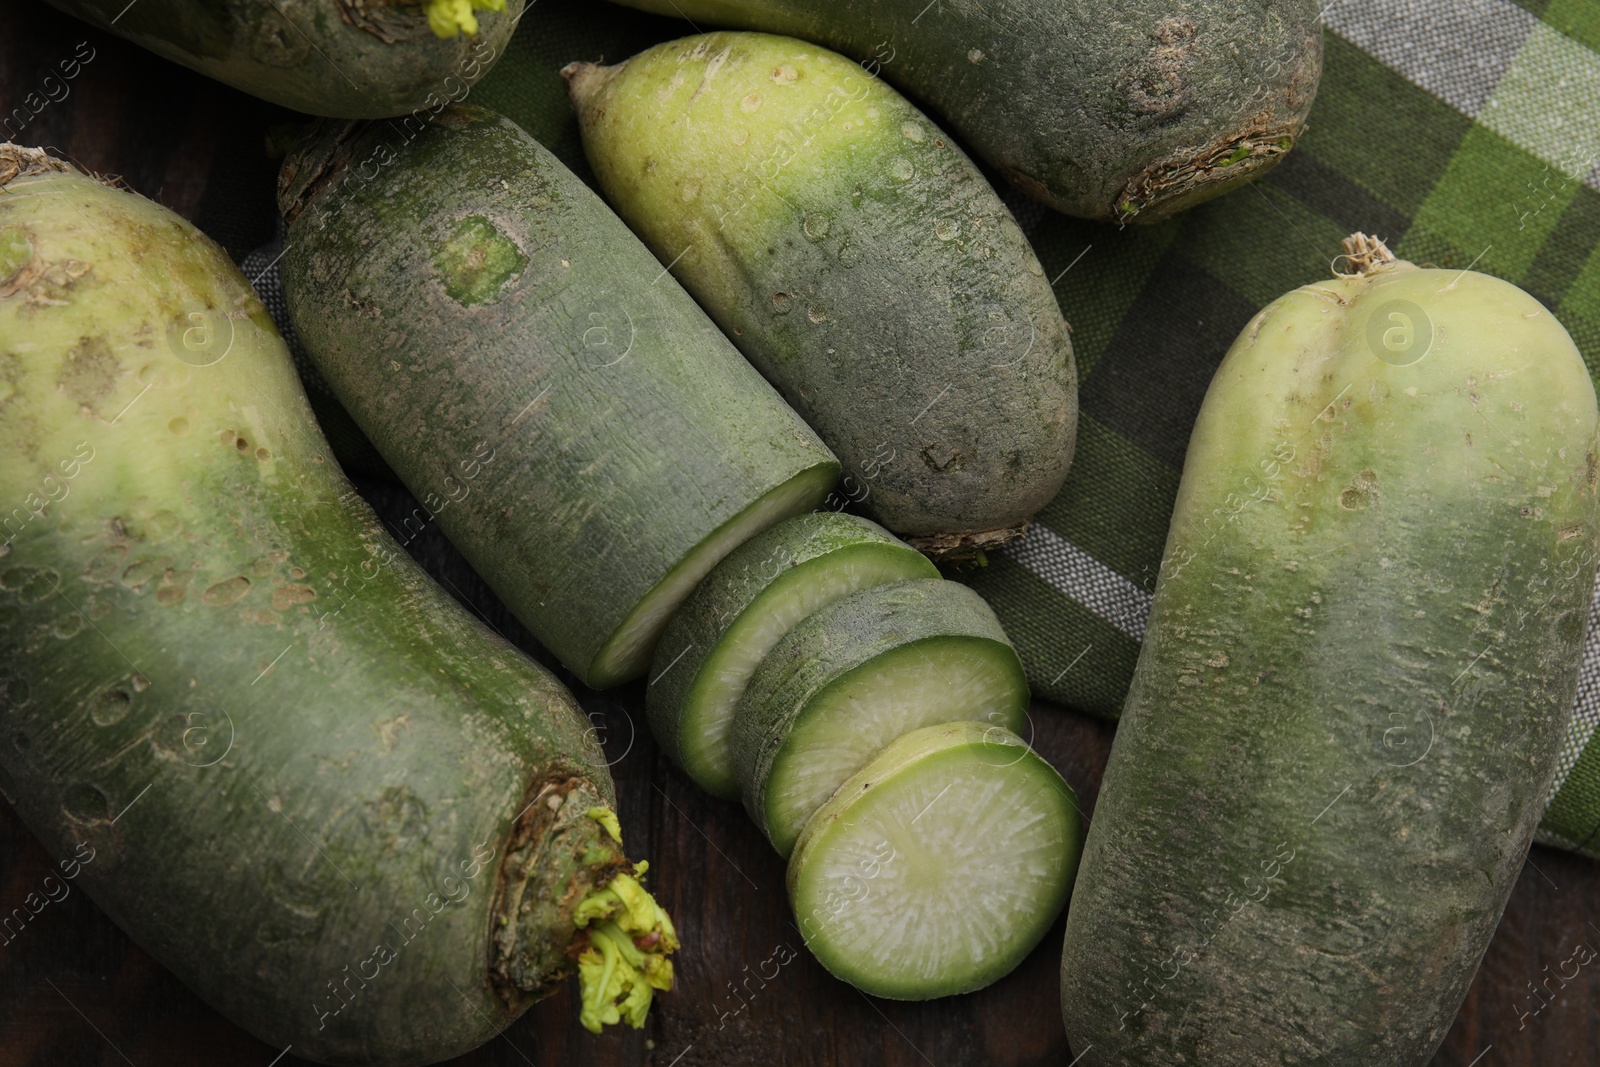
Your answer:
[3,5,1600,1065]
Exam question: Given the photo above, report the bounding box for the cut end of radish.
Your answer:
[490,781,631,1005]
[787,722,1079,1000]
[586,463,838,688]
[493,797,680,1033]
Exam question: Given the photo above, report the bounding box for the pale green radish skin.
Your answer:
[731,578,1029,855]
[1060,238,1600,1065]
[604,0,1322,222]
[0,147,673,1065]
[564,34,1077,551]
[277,106,839,688]
[788,721,1080,999]
[648,512,937,798]
[42,0,523,118]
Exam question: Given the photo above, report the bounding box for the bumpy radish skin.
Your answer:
[0,145,675,1066]
[602,0,1322,222]
[277,106,839,688]
[43,0,523,118]
[565,33,1077,553]
[1060,235,1600,1066]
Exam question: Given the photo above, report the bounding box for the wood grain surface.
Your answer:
[2,4,1599,1065]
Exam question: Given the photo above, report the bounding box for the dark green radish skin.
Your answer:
[1059,235,1600,1065]
[40,0,523,118]
[0,146,676,1066]
[787,721,1080,999]
[648,511,937,799]
[731,577,1029,855]
[277,105,839,689]
[564,34,1077,554]
[603,0,1321,222]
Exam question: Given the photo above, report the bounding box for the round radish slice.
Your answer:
[787,722,1080,999]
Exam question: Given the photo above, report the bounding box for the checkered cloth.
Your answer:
[250,0,1600,855]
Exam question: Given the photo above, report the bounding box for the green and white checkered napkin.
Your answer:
[250,0,1600,856]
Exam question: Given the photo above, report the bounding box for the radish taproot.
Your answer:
[789,721,1080,999]
[731,578,1030,856]
[0,145,674,1066]
[277,105,839,689]
[601,0,1322,222]
[41,0,521,117]
[648,511,937,799]
[564,33,1077,555]
[1059,235,1600,1065]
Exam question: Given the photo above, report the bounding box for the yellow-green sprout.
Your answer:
[574,810,680,1032]
[423,0,506,38]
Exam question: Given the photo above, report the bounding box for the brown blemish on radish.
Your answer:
[271,583,317,610]
[57,336,118,407]
[202,575,251,606]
